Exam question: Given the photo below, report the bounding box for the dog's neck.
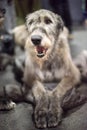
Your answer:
[34,55,49,69]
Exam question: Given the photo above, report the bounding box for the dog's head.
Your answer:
[26,9,64,58]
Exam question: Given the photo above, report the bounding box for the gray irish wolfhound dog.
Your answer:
[0,9,80,128]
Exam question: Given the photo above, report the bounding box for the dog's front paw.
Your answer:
[35,105,47,128]
[34,93,48,128]
[48,94,62,128]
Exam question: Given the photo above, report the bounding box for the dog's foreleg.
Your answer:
[24,56,49,128]
[29,80,49,128]
[47,63,80,127]
[25,81,49,128]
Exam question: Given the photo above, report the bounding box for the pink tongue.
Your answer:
[37,46,44,53]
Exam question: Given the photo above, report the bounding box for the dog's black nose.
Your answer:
[31,35,42,45]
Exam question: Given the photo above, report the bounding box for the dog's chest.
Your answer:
[35,66,65,82]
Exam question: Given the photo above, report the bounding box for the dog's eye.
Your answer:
[28,19,33,25]
[44,17,52,24]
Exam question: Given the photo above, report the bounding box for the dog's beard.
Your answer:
[36,46,48,58]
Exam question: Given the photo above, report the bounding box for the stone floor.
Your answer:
[0,27,87,130]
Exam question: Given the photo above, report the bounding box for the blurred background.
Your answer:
[0,0,87,32]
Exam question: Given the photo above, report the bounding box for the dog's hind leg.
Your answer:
[0,84,24,110]
[62,87,87,111]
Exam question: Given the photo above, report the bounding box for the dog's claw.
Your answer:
[35,108,47,128]
[47,108,62,127]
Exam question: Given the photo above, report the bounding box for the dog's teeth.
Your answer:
[37,53,44,58]
[38,53,44,56]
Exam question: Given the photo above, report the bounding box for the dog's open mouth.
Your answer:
[36,46,48,58]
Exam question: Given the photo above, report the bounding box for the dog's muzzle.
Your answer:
[31,35,48,58]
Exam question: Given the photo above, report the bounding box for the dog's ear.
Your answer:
[25,13,33,29]
[25,14,29,27]
[56,14,64,31]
